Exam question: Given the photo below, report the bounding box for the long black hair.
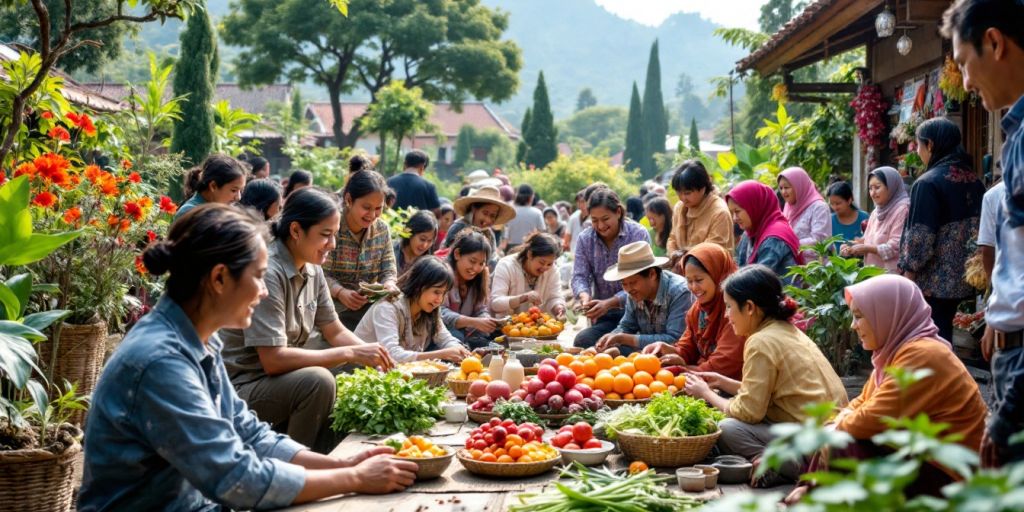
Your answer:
[722,264,798,322]
[239,178,283,220]
[516,232,561,266]
[401,210,439,248]
[283,170,313,198]
[184,154,246,198]
[916,117,971,170]
[397,255,453,330]
[644,196,673,249]
[270,187,339,242]
[826,180,857,210]
[341,168,388,203]
[143,204,266,304]
[447,228,492,306]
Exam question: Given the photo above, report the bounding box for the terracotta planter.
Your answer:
[38,321,108,425]
[0,441,81,512]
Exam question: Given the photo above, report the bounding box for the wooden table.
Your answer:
[280,420,771,512]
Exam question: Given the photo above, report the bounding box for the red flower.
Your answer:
[122,159,133,170]
[33,153,70,184]
[14,162,36,178]
[159,195,178,214]
[134,254,148,275]
[40,111,53,119]
[128,172,142,184]
[107,214,120,228]
[48,126,70,142]
[124,201,144,221]
[63,207,82,224]
[32,191,57,208]
[0,172,6,185]
[120,219,131,232]
[66,112,97,136]
[146,230,157,243]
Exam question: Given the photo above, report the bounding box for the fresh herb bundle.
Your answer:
[598,393,723,439]
[330,368,446,435]
[511,462,701,511]
[493,399,542,425]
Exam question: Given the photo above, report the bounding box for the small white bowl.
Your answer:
[555,440,616,466]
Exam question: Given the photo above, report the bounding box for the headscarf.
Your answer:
[684,243,738,346]
[844,274,951,386]
[725,180,804,265]
[868,166,910,222]
[916,117,969,171]
[779,167,826,223]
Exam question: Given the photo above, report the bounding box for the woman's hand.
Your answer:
[437,345,471,362]
[552,304,567,321]
[337,288,369,311]
[642,342,677,356]
[691,371,727,391]
[595,333,635,352]
[519,291,541,307]
[682,372,712,399]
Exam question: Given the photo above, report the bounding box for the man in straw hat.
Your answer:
[595,241,692,355]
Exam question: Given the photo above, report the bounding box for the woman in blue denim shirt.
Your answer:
[79,205,416,511]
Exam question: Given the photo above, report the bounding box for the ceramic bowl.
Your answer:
[711,455,753,484]
[694,464,720,489]
[676,467,705,492]
[555,440,616,466]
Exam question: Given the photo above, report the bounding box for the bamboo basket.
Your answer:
[37,321,108,425]
[409,369,450,388]
[616,430,721,467]
[456,450,560,478]
[447,379,473,398]
[0,442,81,512]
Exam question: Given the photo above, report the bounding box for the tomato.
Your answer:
[484,433,495,445]
[628,461,649,474]
[519,428,534,442]
[464,438,474,449]
[534,426,545,439]
[489,417,502,427]
[501,419,515,428]
[564,443,581,450]
[552,432,572,448]
[473,439,487,450]
[505,424,518,435]
[571,422,593,444]
[480,423,491,432]
[583,438,603,450]
[491,426,507,445]
[559,425,572,434]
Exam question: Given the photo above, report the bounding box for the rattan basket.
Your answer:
[447,379,473,398]
[403,451,455,480]
[0,442,81,512]
[37,321,108,425]
[616,430,721,467]
[410,369,450,387]
[467,409,496,424]
[456,450,560,478]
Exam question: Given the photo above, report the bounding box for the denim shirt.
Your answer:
[612,270,693,347]
[78,297,306,511]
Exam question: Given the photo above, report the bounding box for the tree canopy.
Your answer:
[222,0,522,148]
[640,40,667,179]
[170,6,217,175]
[576,88,597,112]
[559,106,627,156]
[525,71,557,168]
[359,80,435,175]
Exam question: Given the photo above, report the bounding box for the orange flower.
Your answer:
[66,112,97,136]
[48,126,70,142]
[120,219,131,232]
[139,196,153,209]
[40,111,53,119]
[159,195,178,214]
[14,162,36,178]
[33,153,70,185]
[122,159,132,170]
[124,201,144,221]
[128,172,142,184]
[93,171,119,196]
[32,191,57,208]
[63,207,82,224]
[134,254,148,274]
[84,164,101,182]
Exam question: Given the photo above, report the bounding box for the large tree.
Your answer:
[170,6,217,172]
[640,40,667,179]
[576,88,597,112]
[222,0,522,149]
[623,82,644,173]
[559,106,627,155]
[516,107,531,164]
[525,71,557,168]
[358,80,434,175]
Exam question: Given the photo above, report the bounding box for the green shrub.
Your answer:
[506,154,640,204]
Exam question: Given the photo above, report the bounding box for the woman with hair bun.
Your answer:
[239,178,284,220]
[175,154,247,219]
[79,204,416,511]
[683,264,847,486]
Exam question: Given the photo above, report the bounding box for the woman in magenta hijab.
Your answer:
[725,180,803,280]
[778,167,831,261]
[785,274,987,504]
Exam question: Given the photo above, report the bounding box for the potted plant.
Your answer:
[0,175,86,512]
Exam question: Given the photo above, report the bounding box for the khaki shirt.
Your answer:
[221,240,339,385]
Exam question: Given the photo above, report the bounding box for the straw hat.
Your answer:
[453,185,516,225]
[603,241,670,281]
[466,169,491,184]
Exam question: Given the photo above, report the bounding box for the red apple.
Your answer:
[537,365,557,383]
[556,370,577,390]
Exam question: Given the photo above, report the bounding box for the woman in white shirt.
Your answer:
[490,232,567,317]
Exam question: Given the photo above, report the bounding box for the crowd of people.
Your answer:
[75,1,1023,509]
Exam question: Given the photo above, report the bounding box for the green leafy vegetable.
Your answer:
[331,368,446,435]
[598,393,723,439]
[494,399,542,425]
[511,462,701,511]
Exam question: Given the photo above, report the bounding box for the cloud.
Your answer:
[594,0,765,31]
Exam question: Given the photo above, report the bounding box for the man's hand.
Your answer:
[345,343,394,371]
[348,454,418,494]
[981,325,995,361]
[337,288,369,311]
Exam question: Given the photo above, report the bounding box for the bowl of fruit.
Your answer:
[446,356,490,397]
[502,307,564,341]
[456,418,561,477]
[548,422,615,466]
[386,435,455,480]
[397,360,452,387]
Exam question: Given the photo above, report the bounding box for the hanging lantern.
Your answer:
[875,5,896,38]
[897,32,913,55]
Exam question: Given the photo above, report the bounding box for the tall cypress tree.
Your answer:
[290,88,303,122]
[516,107,531,164]
[623,82,644,173]
[689,118,700,152]
[171,6,218,188]
[526,72,557,168]
[640,40,667,179]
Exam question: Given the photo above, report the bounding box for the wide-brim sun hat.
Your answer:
[453,185,516,225]
[466,169,491,184]
[603,241,670,281]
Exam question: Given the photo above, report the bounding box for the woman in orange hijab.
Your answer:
[643,242,746,380]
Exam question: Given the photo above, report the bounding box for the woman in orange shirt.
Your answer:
[643,243,745,380]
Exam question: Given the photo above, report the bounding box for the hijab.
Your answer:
[684,243,738,346]
[779,167,825,222]
[725,180,804,265]
[869,166,910,222]
[845,274,951,386]
[916,117,969,171]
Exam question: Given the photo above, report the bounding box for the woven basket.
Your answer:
[410,369,450,388]
[467,409,496,424]
[37,321,108,425]
[404,451,455,480]
[447,379,472,398]
[456,450,560,478]
[616,430,721,467]
[0,442,81,512]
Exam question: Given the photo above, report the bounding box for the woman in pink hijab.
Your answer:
[724,181,803,280]
[778,167,831,261]
[785,274,987,504]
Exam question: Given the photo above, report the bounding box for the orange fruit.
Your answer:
[594,372,615,393]
[509,328,521,337]
[538,326,552,336]
[605,392,621,400]
[623,393,636,400]
[461,357,483,374]
[518,455,533,463]
[632,370,654,387]
[618,362,636,377]
[470,449,484,460]
[655,369,675,386]
[634,354,661,375]
[674,374,687,389]
[633,384,651,399]
[613,373,634,394]
[609,366,621,376]
[582,359,599,377]
[556,353,575,366]
[467,372,479,381]
[581,377,596,388]
[480,453,497,462]
[497,455,514,463]
[628,461,649,474]
[649,380,668,395]
[613,355,628,365]
[627,352,640,361]
[667,385,678,394]
[594,353,614,370]
[568,360,585,376]
[508,446,523,459]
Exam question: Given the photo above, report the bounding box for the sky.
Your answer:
[594,0,766,30]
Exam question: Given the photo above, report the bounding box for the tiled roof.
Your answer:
[736,0,838,72]
[305,101,519,140]
[0,44,123,112]
[81,82,292,114]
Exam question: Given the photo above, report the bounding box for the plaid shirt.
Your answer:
[323,215,397,310]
